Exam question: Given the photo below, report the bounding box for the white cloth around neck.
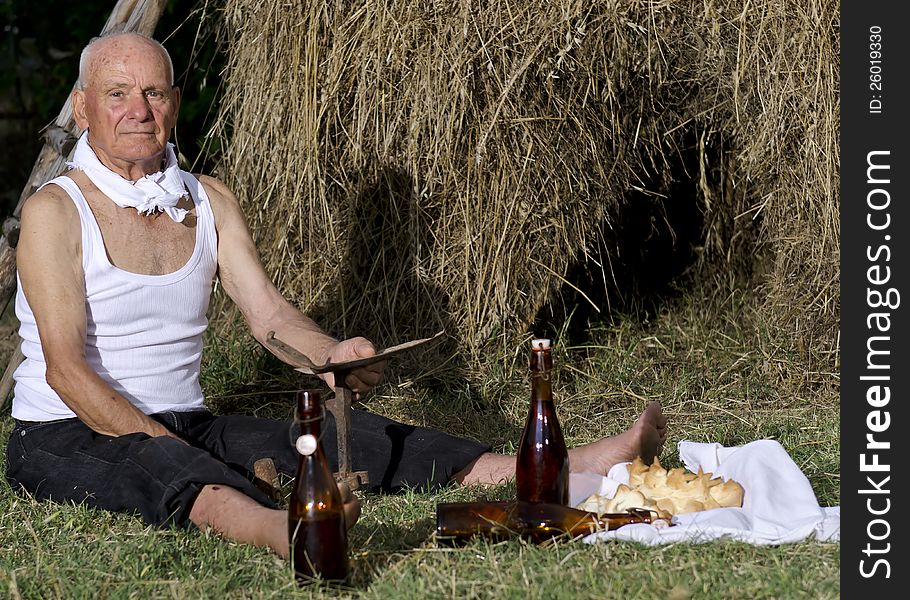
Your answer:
[66,131,189,223]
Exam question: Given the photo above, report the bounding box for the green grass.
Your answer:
[0,288,840,599]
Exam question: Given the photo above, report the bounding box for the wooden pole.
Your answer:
[0,0,169,409]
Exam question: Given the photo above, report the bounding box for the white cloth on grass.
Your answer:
[569,439,840,546]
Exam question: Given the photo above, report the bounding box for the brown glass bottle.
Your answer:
[516,338,569,505]
[436,500,655,545]
[288,390,349,584]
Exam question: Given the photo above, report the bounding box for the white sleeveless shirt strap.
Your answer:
[180,171,219,264]
[40,175,100,273]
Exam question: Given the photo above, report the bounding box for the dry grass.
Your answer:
[205,0,838,379]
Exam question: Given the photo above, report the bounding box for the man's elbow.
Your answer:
[242,300,292,344]
[242,311,272,346]
[44,358,85,397]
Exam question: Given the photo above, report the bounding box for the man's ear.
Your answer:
[172,85,181,117]
[72,89,89,130]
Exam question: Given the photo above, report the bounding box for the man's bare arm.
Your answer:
[16,185,175,438]
[200,175,386,392]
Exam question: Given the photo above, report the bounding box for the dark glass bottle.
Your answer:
[288,389,349,584]
[516,338,569,505]
[436,500,656,545]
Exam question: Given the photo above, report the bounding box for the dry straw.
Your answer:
[208,0,838,373]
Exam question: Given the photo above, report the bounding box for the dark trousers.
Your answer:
[5,409,490,527]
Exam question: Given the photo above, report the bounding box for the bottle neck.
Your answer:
[297,413,323,438]
[587,509,653,532]
[530,371,553,403]
[295,390,326,455]
[529,347,552,372]
[529,347,553,403]
[518,502,653,537]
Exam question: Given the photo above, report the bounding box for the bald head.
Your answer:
[71,31,181,179]
[78,32,174,90]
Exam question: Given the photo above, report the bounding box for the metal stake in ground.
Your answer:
[324,375,368,490]
[264,331,369,490]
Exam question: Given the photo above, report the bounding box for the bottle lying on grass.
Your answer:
[435,500,664,545]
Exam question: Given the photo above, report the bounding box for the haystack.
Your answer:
[208,0,839,372]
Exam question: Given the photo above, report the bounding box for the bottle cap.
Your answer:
[295,434,318,455]
[531,338,551,349]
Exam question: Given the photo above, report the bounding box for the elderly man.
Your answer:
[6,32,667,558]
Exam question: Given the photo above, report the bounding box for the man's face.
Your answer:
[73,36,180,178]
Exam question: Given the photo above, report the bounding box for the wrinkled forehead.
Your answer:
[83,36,173,88]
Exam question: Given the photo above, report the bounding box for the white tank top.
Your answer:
[11,172,218,421]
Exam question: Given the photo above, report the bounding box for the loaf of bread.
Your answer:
[577,457,745,520]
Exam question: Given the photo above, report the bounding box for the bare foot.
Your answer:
[452,401,668,486]
[190,484,290,558]
[569,401,668,477]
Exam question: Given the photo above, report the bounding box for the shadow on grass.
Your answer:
[297,515,434,591]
